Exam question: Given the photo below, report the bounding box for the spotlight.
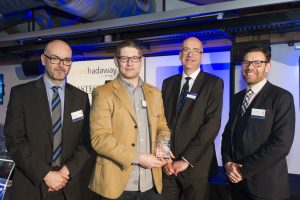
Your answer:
[104,35,112,43]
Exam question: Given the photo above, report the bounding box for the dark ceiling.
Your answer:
[0,0,300,63]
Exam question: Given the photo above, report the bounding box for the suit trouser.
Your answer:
[162,175,210,200]
[231,180,286,200]
[45,190,66,200]
[93,188,162,200]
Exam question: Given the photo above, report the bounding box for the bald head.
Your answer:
[41,40,73,85]
[181,37,203,49]
[44,40,72,56]
[180,37,204,75]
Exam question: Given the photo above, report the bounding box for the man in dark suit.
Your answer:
[221,45,295,200]
[161,37,224,200]
[4,40,90,200]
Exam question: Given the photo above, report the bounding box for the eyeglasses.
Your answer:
[117,56,142,63]
[181,48,203,55]
[241,60,269,68]
[43,53,73,66]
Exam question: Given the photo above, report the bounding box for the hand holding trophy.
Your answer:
[156,135,172,159]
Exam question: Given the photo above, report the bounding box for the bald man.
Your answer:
[161,37,223,200]
[4,40,90,200]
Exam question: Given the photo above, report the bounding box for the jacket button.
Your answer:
[134,125,137,129]
[131,143,135,147]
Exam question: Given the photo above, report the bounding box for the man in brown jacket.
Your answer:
[89,40,170,200]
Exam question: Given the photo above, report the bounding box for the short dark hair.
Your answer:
[243,45,271,62]
[114,40,142,57]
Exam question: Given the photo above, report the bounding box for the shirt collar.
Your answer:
[248,78,267,94]
[182,68,201,81]
[119,76,144,89]
[43,75,66,90]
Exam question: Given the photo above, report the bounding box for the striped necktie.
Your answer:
[241,89,254,116]
[177,77,191,116]
[51,86,62,167]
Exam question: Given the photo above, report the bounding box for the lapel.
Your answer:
[34,77,53,144]
[180,71,204,116]
[62,84,76,160]
[143,83,153,118]
[112,78,137,123]
[170,75,182,117]
[143,83,155,142]
[230,91,245,137]
[243,81,271,125]
[231,82,271,136]
[250,82,271,110]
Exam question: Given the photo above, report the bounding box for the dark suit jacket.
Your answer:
[162,70,223,181]
[221,81,295,199]
[4,77,90,200]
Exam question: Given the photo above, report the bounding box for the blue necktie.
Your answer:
[177,77,191,116]
[51,86,62,167]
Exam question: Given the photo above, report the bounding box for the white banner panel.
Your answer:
[67,59,145,102]
[67,59,117,102]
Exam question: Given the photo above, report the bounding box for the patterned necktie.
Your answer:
[177,77,192,116]
[241,89,254,116]
[51,86,62,167]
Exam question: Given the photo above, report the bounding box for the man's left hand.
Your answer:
[172,160,189,176]
[59,165,70,177]
[48,165,70,192]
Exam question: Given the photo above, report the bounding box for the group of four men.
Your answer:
[4,37,295,200]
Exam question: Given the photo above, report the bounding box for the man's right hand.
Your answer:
[224,162,243,183]
[44,171,69,191]
[138,154,166,169]
[162,151,175,175]
[163,160,174,175]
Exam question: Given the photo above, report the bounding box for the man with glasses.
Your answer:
[221,45,295,200]
[161,37,224,200]
[4,40,91,200]
[89,40,170,200]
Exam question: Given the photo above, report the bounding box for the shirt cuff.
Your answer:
[181,156,194,168]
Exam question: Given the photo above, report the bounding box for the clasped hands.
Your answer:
[157,151,188,176]
[138,151,186,176]
[163,159,188,176]
[224,162,243,183]
[44,165,70,192]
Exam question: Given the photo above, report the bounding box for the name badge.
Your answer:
[251,108,266,119]
[71,110,84,122]
[186,92,197,100]
[142,100,147,108]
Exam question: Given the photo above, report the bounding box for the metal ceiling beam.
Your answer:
[0,0,299,43]
[1,8,299,57]
[180,0,232,6]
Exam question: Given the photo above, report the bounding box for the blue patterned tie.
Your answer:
[51,86,62,167]
[177,77,191,116]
